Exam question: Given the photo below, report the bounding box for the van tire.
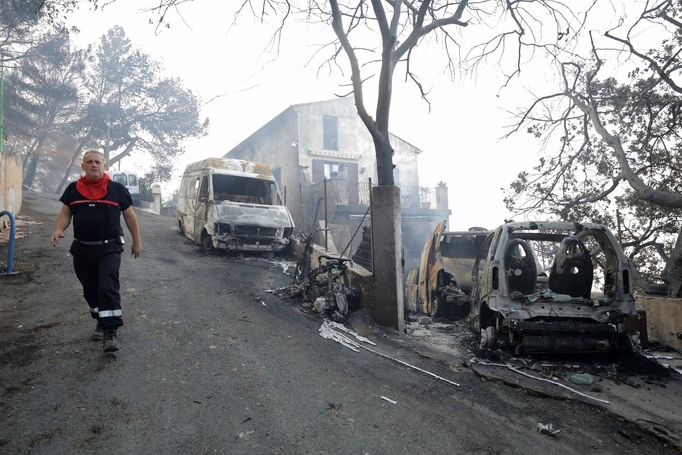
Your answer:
[480,326,496,350]
[430,295,442,320]
[201,231,214,252]
[478,304,498,350]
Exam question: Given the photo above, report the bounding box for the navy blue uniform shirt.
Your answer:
[59,181,133,242]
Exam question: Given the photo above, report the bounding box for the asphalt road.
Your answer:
[0,191,678,454]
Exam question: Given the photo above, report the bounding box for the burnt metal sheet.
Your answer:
[185,158,276,180]
[216,203,292,227]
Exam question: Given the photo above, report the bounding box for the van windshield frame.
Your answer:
[212,174,278,205]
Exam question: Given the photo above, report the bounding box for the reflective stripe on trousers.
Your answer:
[99,310,122,318]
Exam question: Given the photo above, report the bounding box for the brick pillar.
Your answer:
[368,185,404,331]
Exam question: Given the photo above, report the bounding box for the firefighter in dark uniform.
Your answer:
[51,149,142,353]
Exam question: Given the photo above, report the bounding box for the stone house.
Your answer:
[226,97,450,272]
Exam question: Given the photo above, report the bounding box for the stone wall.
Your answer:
[636,296,682,352]
[0,153,23,216]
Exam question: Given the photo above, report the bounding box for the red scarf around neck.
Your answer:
[76,173,110,200]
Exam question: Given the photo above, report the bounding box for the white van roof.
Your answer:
[184,158,274,180]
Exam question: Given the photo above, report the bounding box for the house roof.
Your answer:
[226,105,295,155]
[389,133,422,154]
[227,98,422,155]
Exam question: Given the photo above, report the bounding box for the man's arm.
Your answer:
[50,205,72,247]
[122,206,142,258]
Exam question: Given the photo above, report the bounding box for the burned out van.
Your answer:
[176,157,294,252]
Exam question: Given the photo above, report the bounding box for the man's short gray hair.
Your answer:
[82,149,105,162]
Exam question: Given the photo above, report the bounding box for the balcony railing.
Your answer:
[309,179,438,209]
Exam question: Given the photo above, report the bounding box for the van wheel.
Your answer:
[201,232,213,252]
[480,325,497,350]
[430,296,442,320]
[478,304,498,350]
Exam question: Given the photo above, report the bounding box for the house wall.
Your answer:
[391,135,420,187]
[227,111,303,224]
[295,98,420,189]
[296,98,375,186]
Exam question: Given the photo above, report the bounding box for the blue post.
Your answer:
[1,210,15,273]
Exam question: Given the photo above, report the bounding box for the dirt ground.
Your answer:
[398,318,682,450]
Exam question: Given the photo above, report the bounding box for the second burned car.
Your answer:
[407,220,639,355]
[470,221,637,354]
[405,222,489,319]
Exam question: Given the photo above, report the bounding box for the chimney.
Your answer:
[436,181,448,210]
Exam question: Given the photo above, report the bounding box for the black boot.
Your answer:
[102,331,119,353]
[91,322,104,341]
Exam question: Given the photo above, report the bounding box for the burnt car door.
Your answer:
[469,229,497,332]
[417,221,445,315]
[193,174,210,244]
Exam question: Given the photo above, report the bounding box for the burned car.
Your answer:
[405,222,489,319]
[470,221,637,354]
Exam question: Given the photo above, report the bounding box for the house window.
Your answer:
[323,115,338,151]
[313,160,357,183]
[325,163,342,179]
[312,160,360,204]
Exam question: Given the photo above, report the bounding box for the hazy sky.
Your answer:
[66,1,579,230]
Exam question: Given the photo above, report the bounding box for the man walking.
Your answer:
[51,149,142,353]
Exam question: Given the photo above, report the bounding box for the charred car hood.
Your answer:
[215,202,293,227]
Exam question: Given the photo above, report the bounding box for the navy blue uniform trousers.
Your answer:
[71,241,124,332]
